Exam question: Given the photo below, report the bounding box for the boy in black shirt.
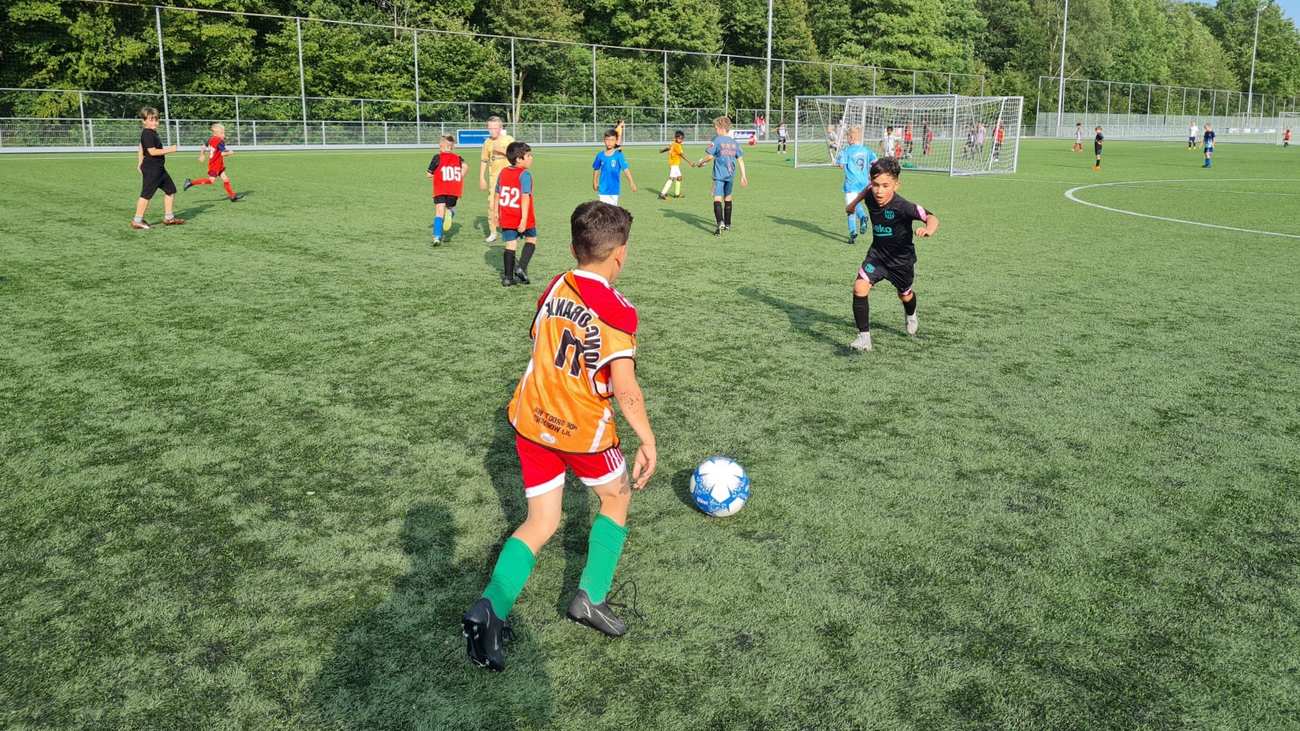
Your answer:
[132,107,184,229]
[843,158,940,352]
[1093,126,1103,171]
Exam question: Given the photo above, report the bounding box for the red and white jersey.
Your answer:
[508,270,638,454]
[428,152,465,197]
[496,166,536,230]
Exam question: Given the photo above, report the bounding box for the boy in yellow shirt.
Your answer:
[657,129,695,200]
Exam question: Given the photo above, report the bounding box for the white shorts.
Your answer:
[669,165,682,178]
[845,192,863,206]
[598,194,619,205]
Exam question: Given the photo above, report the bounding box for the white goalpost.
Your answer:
[793,95,1024,175]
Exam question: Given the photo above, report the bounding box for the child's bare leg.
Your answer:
[512,488,563,554]
[134,198,149,220]
[163,193,174,218]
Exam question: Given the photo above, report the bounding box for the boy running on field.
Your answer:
[698,116,748,236]
[844,157,939,352]
[658,130,695,200]
[593,129,637,206]
[426,134,468,245]
[496,142,538,286]
[184,123,241,201]
[131,107,184,229]
[462,200,657,673]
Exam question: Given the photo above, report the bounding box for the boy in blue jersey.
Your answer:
[696,116,749,236]
[1202,124,1216,168]
[837,126,877,245]
[593,129,637,205]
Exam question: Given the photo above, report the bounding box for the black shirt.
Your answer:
[864,192,932,269]
[1094,132,1103,150]
[140,128,165,167]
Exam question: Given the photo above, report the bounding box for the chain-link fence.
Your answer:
[0,0,985,151]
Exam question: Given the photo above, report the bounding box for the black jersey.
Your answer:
[1094,132,1103,151]
[140,128,165,168]
[863,191,932,269]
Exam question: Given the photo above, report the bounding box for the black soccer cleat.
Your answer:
[229,193,244,202]
[566,589,627,637]
[513,267,530,285]
[848,234,857,246]
[182,178,193,192]
[713,225,722,237]
[462,598,511,672]
[657,193,667,201]
[501,274,516,287]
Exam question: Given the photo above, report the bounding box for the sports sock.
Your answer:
[132,215,144,224]
[577,514,628,605]
[503,248,516,276]
[163,213,175,221]
[519,242,535,271]
[660,179,672,196]
[847,215,857,236]
[713,201,723,226]
[723,201,732,227]
[433,216,444,238]
[673,180,681,196]
[481,537,536,619]
[903,293,918,316]
[853,294,871,332]
[193,178,212,186]
[223,180,235,197]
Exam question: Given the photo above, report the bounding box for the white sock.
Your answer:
[660,179,672,196]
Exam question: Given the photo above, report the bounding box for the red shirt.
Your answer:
[995,127,1005,143]
[904,128,913,142]
[428,152,465,197]
[205,136,227,170]
[496,166,536,230]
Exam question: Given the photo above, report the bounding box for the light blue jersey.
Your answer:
[838,144,877,193]
[706,135,742,180]
[593,149,629,195]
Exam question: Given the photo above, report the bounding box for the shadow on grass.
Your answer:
[765,214,845,244]
[738,286,868,354]
[309,411,555,730]
[671,467,697,512]
[661,208,715,234]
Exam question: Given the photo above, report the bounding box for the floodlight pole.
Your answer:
[1246,1,1263,118]
[1055,0,1070,138]
[763,0,773,138]
[155,7,172,145]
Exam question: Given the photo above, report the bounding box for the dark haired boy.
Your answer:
[131,107,184,229]
[843,158,940,351]
[594,129,636,206]
[462,201,657,672]
[1093,126,1103,171]
[657,130,693,200]
[495,141,537,286]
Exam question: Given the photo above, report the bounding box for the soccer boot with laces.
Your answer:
[501,273,516,287]
[130,220,151,230]
[906,314,919,336]
[849,331,873,351]
[462,598,512,672]
[229,193,244,202]
[566,589,627,637]
[514,267,530,285]
[182,178,194,191]
[162,217,186,225]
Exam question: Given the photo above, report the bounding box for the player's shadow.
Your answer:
[661,209,715,233]
[671,467,698,512]
[740,286,895,353]
[764,214,844,244]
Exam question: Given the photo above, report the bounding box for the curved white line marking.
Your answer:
[1064,178,1300,240]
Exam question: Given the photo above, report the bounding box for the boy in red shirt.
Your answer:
[183,123,241,201]
[426,134,468,246]
[495,142,537,286]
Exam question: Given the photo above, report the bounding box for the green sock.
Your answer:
[577,513,628,604]
[481,537,536,619]
[673,180,681,196]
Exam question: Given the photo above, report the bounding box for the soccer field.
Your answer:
[2,139,1298,730]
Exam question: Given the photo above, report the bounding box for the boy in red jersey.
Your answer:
[426,134,468,246]
[462,201,657,672]
[183,123,241,202]
[903,123,914,158]
[993,122,1006,162]
[495,141,537,286]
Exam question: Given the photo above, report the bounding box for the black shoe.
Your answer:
[182,178,193,191]
[566,589,627,637]
[501,274,516,287]
[848,234,857,246]
[657,193,667,200]
[514,267,530,285]
[229,193,244,202]
[462,598,511,671]
[713,225,722,237]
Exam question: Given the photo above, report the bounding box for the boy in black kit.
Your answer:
[131,107,184,230]
[843,158,940,352]
[1093,126,1104,171]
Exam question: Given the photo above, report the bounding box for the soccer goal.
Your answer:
[794,95,1024,175]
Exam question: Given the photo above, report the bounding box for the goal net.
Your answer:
[794,95,1023,175]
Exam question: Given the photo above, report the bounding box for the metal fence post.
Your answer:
[912,70,917,95]
[663,50,668,132]
[827,63,832,95]
[724,56,731,116]
[779,60,785,123]
[946,73,951,95]
[234,94,241,145]
[88,118,95,148]
[360,99,365,144]
[155,7,172,145]
[296,17,308,145]
[591,45,597,132]
[509,37,516,124]
[78,91,86,146]
[413,30,421,144]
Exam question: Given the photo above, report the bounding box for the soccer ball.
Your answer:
[690,456,750,517]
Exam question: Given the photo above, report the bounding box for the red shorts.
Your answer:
[208,164,225,177]
[515,434,625,498]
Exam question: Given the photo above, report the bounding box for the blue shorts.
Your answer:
[1204,145,1214,153]
[712,179,735,197]
[502,228,537,241]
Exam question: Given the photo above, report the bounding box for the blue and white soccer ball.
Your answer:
[690,456,750,517]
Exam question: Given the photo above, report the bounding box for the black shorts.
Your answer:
[858,256,914,294]
[140,165,176,200]
[434,195,459,207]
[1094,145,1103,155]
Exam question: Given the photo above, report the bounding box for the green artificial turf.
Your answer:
[1,139,1298,730]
